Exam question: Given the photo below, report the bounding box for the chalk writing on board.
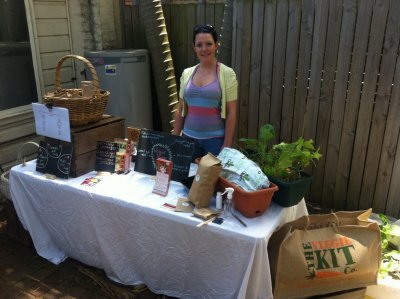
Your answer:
[171,139,194,149]
[36,140,72,179]
[47,143,63,158]
[95,141,118,173]
[58,154,72,174]
[134,129,195,181]
[36,146,48,169]
[151,143,172,170]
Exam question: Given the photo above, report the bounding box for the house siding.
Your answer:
[0,0,117,170]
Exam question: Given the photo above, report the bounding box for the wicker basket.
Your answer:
[43,54,110,126]
[0,142,39,201]
[0,171,10,202]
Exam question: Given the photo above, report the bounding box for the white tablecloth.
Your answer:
[10,161,308,299]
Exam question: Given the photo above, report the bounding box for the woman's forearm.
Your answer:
[223,100,237,148]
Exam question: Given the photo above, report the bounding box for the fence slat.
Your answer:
[310,0,343,205]
[359,0,400,211]
[280,0,302,142]
[258,0,276,128]
[196,0,205,24]
[163,1,171,30]
[385,73,400,216]
[333,0,374,210]
[321,0,357,209]
[247,0,264,138]
[205,1,215,25]
[169,4,182,77]
[231,1,240,142]
[346,0,390,210]
[236,0,253,139]
[124,4,134,48]
[292,0,314,140]
[270,0,289,143]
[186,4,196,67]
[303,0,328,141]
[181,5,189,75]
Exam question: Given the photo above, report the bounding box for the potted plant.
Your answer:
[239,124,322,207]
[196,151,279,218]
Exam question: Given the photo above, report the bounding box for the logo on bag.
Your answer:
[302,237,357,280]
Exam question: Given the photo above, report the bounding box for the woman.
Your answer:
[173,24,238,159]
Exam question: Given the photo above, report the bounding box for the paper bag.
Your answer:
[268,209,381,299]
[188,153,221,208]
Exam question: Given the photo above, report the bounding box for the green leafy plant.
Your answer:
[378,214,400,280]
[239,124,322,181]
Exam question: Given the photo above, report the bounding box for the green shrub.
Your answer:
[239,124,322,181]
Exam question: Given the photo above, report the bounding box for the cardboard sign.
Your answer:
[95,141,118,173]
[134,129,195,181]
[36,140,72,179]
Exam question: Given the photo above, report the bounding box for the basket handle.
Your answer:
[54,54,101,95]
[17,142,39,166]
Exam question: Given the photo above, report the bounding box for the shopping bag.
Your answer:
[268,209,381,299]
[188,153,221,208]
[217,147,270,191]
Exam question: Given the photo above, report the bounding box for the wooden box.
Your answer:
[46,115,125,177]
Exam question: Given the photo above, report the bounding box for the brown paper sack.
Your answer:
[268,209,381,299]
[188,153,221,208]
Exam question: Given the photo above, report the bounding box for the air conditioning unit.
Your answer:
[84,49,153,130]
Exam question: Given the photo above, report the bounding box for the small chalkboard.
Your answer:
[134,129,195,181]
[36,140,72,179]
[95,141,118,173]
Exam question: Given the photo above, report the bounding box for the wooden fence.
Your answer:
[121,0,226,85]
[123,0,400,218]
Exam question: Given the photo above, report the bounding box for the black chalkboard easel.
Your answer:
[134,129,195,181]
[36,140,72,179]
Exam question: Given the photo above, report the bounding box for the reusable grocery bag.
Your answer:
[268,209,381,299]
[217,147,270,191]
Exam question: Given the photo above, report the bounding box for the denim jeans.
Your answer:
[184,135,224,161]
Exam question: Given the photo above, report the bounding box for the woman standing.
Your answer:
[173,24,238,159]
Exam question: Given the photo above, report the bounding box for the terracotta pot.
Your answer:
[216,176,278,218]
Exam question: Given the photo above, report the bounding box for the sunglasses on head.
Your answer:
[194,24,214,34]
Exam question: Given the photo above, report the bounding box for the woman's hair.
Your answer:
[193,24,218,44]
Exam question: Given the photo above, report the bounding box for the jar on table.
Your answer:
[81,81,94,98]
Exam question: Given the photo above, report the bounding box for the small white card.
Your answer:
[32,103,71,142]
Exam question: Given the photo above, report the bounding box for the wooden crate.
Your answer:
[46,115,125,177]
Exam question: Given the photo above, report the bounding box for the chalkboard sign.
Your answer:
[134,129,195,181]
[95,141,118,173]
[36,140,72,179]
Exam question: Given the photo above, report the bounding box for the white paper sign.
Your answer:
[32,103,71,142]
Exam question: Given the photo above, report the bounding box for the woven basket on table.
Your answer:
[0,142,39,202]
[43,54,110,126]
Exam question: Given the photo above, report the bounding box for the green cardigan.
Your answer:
[178,62,238,119]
